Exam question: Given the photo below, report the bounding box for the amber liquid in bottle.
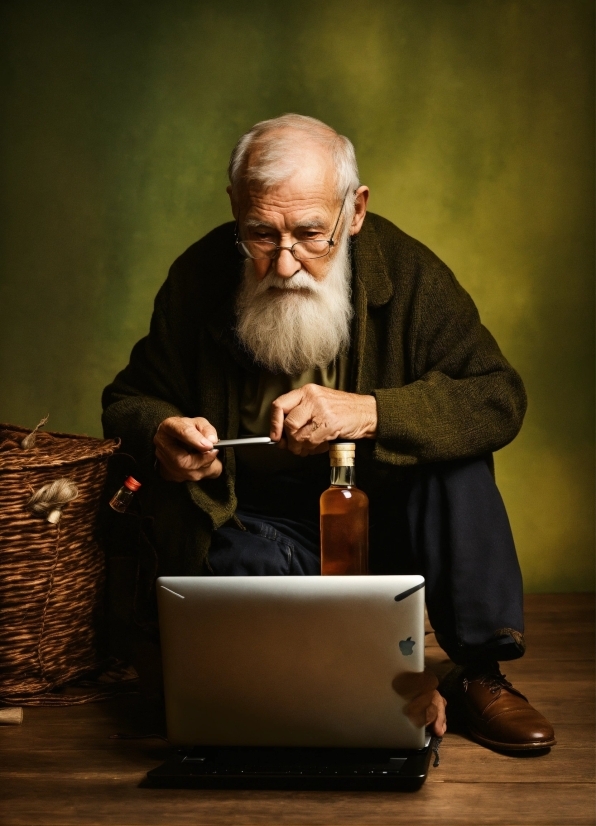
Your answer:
[320,444,369,575]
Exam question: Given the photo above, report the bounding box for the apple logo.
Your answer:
[399,637,415,656]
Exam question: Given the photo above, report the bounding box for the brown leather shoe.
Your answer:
[452,667,556,751]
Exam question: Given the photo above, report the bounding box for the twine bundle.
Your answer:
[27,478,79,524]
[0,421,120,705]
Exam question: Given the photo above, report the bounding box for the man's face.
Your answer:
[237,147,348,284]
[231,139,368,373]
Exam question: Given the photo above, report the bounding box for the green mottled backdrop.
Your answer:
[0,1,593,591]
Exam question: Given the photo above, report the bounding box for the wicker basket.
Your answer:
[0,423,119,705]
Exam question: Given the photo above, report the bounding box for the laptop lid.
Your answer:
[157,574,426,750]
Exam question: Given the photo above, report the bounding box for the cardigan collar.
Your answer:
[350,212,394,308]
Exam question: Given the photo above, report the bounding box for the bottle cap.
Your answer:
[123,476,142,492]
[329,442,355,467]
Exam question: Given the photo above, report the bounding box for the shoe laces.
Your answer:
[477,670,512,694]
[463,666,512,694]
[463,668,527,701]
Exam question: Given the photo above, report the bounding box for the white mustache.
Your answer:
[253,269,321,295]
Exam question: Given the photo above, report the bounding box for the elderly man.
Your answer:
[102,114,555,753]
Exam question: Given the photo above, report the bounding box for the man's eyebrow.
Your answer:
[297,219,327,230]
[243,217,328,230]
[244,218,274,229]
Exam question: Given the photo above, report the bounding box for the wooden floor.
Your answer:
[1,594,594,825]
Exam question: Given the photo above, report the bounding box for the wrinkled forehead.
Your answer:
[242,138,339,210]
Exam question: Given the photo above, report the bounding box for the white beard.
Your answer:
[234,238,353,375]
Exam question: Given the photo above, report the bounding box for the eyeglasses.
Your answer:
[236,189,351,261]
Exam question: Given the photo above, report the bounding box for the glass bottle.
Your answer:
[109,476,142,513]
[320,442,369,575]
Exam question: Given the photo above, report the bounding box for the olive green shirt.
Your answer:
[240,355,350,438]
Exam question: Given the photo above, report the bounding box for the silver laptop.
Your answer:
[157,574,426,751]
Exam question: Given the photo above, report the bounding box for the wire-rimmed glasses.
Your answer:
[236,189,351,261]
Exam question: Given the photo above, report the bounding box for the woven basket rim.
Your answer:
[0,422,120,470]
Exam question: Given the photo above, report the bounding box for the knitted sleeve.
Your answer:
[101,271,192,476]
[372,262,527,465]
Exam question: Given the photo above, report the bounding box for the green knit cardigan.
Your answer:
[102,212,526,573]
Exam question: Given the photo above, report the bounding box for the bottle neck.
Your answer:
[330,465,355,486]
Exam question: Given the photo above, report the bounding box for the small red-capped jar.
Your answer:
[109,476,142,513]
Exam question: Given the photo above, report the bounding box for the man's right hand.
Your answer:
[392,669,447,737]
[154,417,223,482]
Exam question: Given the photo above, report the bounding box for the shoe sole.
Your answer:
[468,728,556,752]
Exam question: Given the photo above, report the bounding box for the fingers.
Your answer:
[403,691,436,728]
[155,442,222,482]
[157,416,218,451]
[392,669,439,700]
[154,416,222,482]
[270,386,378,456]
[393,669,447,736]
[271,385,339,449]
[270,388,305,443]
[432,691,448,737]
[402,689,447,736]
[304,441,331,455]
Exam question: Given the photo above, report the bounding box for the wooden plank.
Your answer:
[0,780,594,825]
[522,616,595,636]
[519,636,594,662]
[0,746,170,774]
[503,659,594,680]
[428,742,594,783]
[0,741,592,784]
[523,594,594,612]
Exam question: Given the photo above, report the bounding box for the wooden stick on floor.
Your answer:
[0,707,23,725]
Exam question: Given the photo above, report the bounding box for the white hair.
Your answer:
[228,114,360,205]
[235,231,353,375]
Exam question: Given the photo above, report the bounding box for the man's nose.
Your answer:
[273,248,301,279]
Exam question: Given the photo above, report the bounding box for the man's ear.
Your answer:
[349,186,370,237]
[226,185,239,221]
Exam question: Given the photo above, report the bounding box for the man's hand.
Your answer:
[392,669,448,737]
[270,385,377,456]
[154,416,223,482]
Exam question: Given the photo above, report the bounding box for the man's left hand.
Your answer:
[270,384,377,456]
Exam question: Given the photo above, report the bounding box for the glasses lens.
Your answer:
[239,240,277,259]
[292,240,331,260]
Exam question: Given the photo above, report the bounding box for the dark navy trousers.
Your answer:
[208,456,525,667]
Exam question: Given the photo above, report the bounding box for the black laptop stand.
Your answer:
[146,735,436,791]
